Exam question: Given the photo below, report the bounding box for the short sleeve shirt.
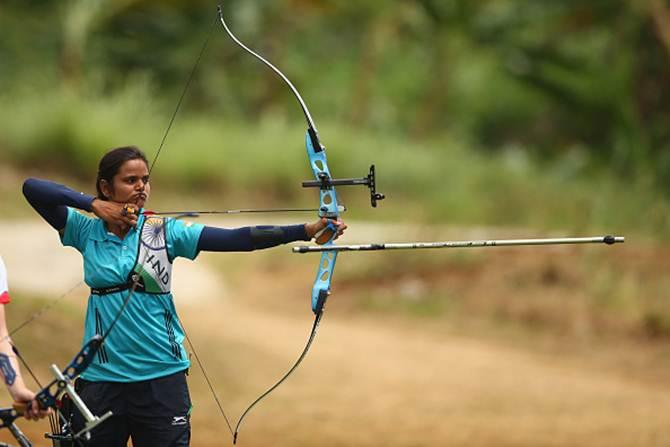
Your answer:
[61,208,204,382]
[0,256,11,304]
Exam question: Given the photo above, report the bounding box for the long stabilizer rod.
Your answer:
[293,235,624,253]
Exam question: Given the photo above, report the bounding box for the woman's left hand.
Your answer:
[305,218,347,245]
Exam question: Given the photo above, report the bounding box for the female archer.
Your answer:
[22,145,345,447]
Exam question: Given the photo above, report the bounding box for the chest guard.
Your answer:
[90,216,173,296]
[131,216,172,294]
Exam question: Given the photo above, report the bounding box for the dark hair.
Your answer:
[96,146,149,200]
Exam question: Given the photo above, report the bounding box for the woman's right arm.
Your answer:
[22,178,96,231]
[23,178,139,233]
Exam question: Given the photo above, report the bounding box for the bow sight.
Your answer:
[302,164,385,208]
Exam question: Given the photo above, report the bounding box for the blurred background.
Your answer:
[1,0,669,446]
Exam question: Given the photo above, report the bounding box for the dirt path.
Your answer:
[1,220,668,446]
[179,297,670,447]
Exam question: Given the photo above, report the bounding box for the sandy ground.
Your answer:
[0,220,668,446]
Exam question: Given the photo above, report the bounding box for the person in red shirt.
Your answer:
[0,255,49,420]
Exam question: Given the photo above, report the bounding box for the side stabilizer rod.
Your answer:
[302,165,385,207]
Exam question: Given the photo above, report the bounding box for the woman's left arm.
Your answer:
[197,218,346,252]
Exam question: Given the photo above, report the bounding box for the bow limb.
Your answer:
[217,4,341,443]
[216,4,341,312]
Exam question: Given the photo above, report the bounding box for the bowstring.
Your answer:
[145,9,240,441]
[149,12,218,175]
[5,281,84,342]
[184,330,234,437]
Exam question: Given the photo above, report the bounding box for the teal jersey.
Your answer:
[61,208,204,382]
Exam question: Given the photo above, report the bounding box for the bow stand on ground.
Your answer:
[0,337,111,447]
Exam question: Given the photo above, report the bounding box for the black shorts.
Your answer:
[71,370,191,447]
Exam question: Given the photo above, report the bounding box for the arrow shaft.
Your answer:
[143,205,346,217]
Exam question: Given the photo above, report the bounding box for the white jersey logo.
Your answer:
[134,217,172,293]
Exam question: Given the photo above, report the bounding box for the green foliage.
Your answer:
[0,78,162,175]
[1,84,667,238]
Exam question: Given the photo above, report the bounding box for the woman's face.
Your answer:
[100,159,150,208]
